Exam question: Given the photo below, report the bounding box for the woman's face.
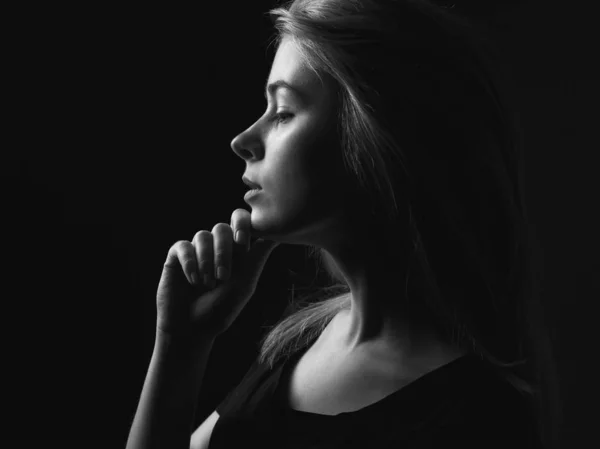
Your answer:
[231,37,353,247]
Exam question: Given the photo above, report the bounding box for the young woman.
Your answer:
[127,1,561,448]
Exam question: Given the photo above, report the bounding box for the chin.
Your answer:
[248,209,282,241]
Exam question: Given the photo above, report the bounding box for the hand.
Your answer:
[156,208,280,339]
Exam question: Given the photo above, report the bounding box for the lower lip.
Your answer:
[244,189,262,201]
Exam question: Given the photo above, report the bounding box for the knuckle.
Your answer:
[213,250,229,263]
[181,258,196,270]
[230,209,243,225]
[172,239,186,249]
[172,240,191,253]
[198,261,212,273]
[231,208,248,220]
[193,230,212,241]
[212,222,232,235]
[197,241,214,257]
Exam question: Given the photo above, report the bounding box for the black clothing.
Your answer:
[209,334,542,448]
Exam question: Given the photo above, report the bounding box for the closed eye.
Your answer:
[270,112,294,125]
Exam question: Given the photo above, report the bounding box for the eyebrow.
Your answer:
[264,79,306,101]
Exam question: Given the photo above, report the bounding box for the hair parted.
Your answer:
[255,1,561,446]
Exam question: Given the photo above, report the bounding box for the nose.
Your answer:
[231,124,263,161]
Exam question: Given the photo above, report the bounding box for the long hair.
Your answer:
[256,0,562,446]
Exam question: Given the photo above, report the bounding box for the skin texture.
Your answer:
[230,37,465,364]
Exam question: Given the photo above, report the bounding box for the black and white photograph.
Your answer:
[10,1,598,448]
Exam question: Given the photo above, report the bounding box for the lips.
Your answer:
[242,176,262,190]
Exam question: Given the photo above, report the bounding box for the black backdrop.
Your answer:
[8,1,598,448]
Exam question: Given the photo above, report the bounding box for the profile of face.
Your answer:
[231,37,354,248]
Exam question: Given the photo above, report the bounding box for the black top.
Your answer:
[209,336,543,449]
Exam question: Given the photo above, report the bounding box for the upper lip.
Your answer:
[242,176,261,190]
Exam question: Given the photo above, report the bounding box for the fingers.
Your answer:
[230,208,251,250]
[181,210,251,288]
[167,240,199,286]
[192,231,214,287]
[211,223,233,281]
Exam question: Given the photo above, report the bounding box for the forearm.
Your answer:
[126,329,216,449]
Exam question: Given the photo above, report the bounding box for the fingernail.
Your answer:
[191,273,198,285]
[217,266,229,281]
[236,230,247,246]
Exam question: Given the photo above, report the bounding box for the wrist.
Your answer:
[155,326,217,353]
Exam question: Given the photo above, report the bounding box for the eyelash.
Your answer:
[270,112,293,124]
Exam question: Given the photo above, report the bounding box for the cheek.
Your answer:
[279,167,346,227]
[279,134,347,213]
[255,169,333,222]
[254,122,347,220]
[279,156,337,206]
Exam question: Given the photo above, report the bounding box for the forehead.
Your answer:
[268,37,326,98]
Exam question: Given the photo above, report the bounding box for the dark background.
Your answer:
[7,1,598,448]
